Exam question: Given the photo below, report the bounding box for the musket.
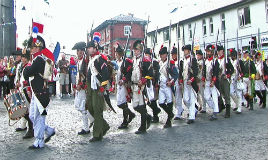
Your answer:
[141,16,150,65]
[167,20,172,79]
[90,21,94,41]
[120,22,132,80]
[188,23,196,80]
[213,29,220,65]
[223,29,227,77]
[177,23,180,69]
[236,29,242,74]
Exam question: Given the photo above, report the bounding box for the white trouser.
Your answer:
[74,90,94,132]
[255,80,266,91]
[20,117,27,128]
[131,85,144,108]
[230,79,243,112]
[174,82,183,118]
[197,82,206,111]
[146,81,155,102]
[183,81,197,120]
[29,95,54,148]
[204,81,219,113]
[243,78,251,95]
[116,85,127,106]
[158,82,173,104]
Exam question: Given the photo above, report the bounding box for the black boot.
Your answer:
[118,103,129,129]
[160,103,174,128]
[127,109,136,124]
[118,108,129,129]
[148,100,161,123]
[261,90,267,108]
[218,97,226,113]
[23,114,34,139]
[255,91,263,106]
[224,104,231,118]
[249,99,254,110]
[134,106,147,134]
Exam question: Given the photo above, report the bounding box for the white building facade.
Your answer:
[147,0,268,58]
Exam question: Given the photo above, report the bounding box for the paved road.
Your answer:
[0,95,267,160]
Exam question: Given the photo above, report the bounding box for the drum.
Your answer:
[3,90,28,121]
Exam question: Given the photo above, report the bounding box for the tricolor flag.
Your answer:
[32,21,44,34]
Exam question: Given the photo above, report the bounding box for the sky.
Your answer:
[15,0,239,55]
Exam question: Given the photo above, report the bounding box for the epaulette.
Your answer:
[143,56,151,62]
[100,54,108,61]
[170,60,175,65]
[126,58,133,63]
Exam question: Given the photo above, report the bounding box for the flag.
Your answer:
[53,42,61,62]
[32,21,44,34]
[42,48,55,62]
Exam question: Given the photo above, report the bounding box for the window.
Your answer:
[163,29,169,41]
[266,1,268,22]
[209,17,213,35]
[238,6,251,27]
[221,13,226,31]
[188,24,192,39]
[151,33,157,46]
[124,26,132,36]
[202,19,207,36]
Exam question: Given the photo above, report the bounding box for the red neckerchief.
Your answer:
[208,56,213,61]
[91,51,100,58]
[185,55,190,59]
[218,55,224,60]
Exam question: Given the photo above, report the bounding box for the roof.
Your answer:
[147,0,257,35]
[91,14,147,34]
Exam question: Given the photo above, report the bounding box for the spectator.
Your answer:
[58,53,70,98]
[7,56,16,92]
[0,58,6,98]
[48,67,58,97]
[69,56,77,96]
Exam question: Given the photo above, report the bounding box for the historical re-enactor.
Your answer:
[171,46,183,120]
[202,45,220,120]
[158,46,178,128]
[216,45,234,118]
[115,44,135,129]
[254,51,268,109]
[131,40,152,134]
[144,48,161,123]
[229,49,245,114]
[242,51,256,110]
[179,44,198,124]
[23,35,55,149]
[85,40,110,142]
[14,49,34,139]
[72,42,94,135]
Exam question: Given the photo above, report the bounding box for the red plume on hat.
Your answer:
[160,44,164,49]
[212,45,215,49]
[230,48,233,53]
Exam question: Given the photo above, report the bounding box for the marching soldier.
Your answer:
[242,51,256,110]
[195,50,206,113]
[216,45,234,118]
[202,45,220,121]
[24,35,56,149]
[131,40,152,134]
[85,40,110,142]
[170,46,183,120]
[179,44,198,124]
[144,48,161,123]
[158,46,178,128]
[115,44,135,129]
[14,49,34,139]
[230,49,245,114]
[254,51,268,109]
[72,42,94,135]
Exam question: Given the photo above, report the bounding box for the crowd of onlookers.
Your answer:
[0,52,80,100]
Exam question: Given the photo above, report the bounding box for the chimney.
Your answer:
[128,13,134,17]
